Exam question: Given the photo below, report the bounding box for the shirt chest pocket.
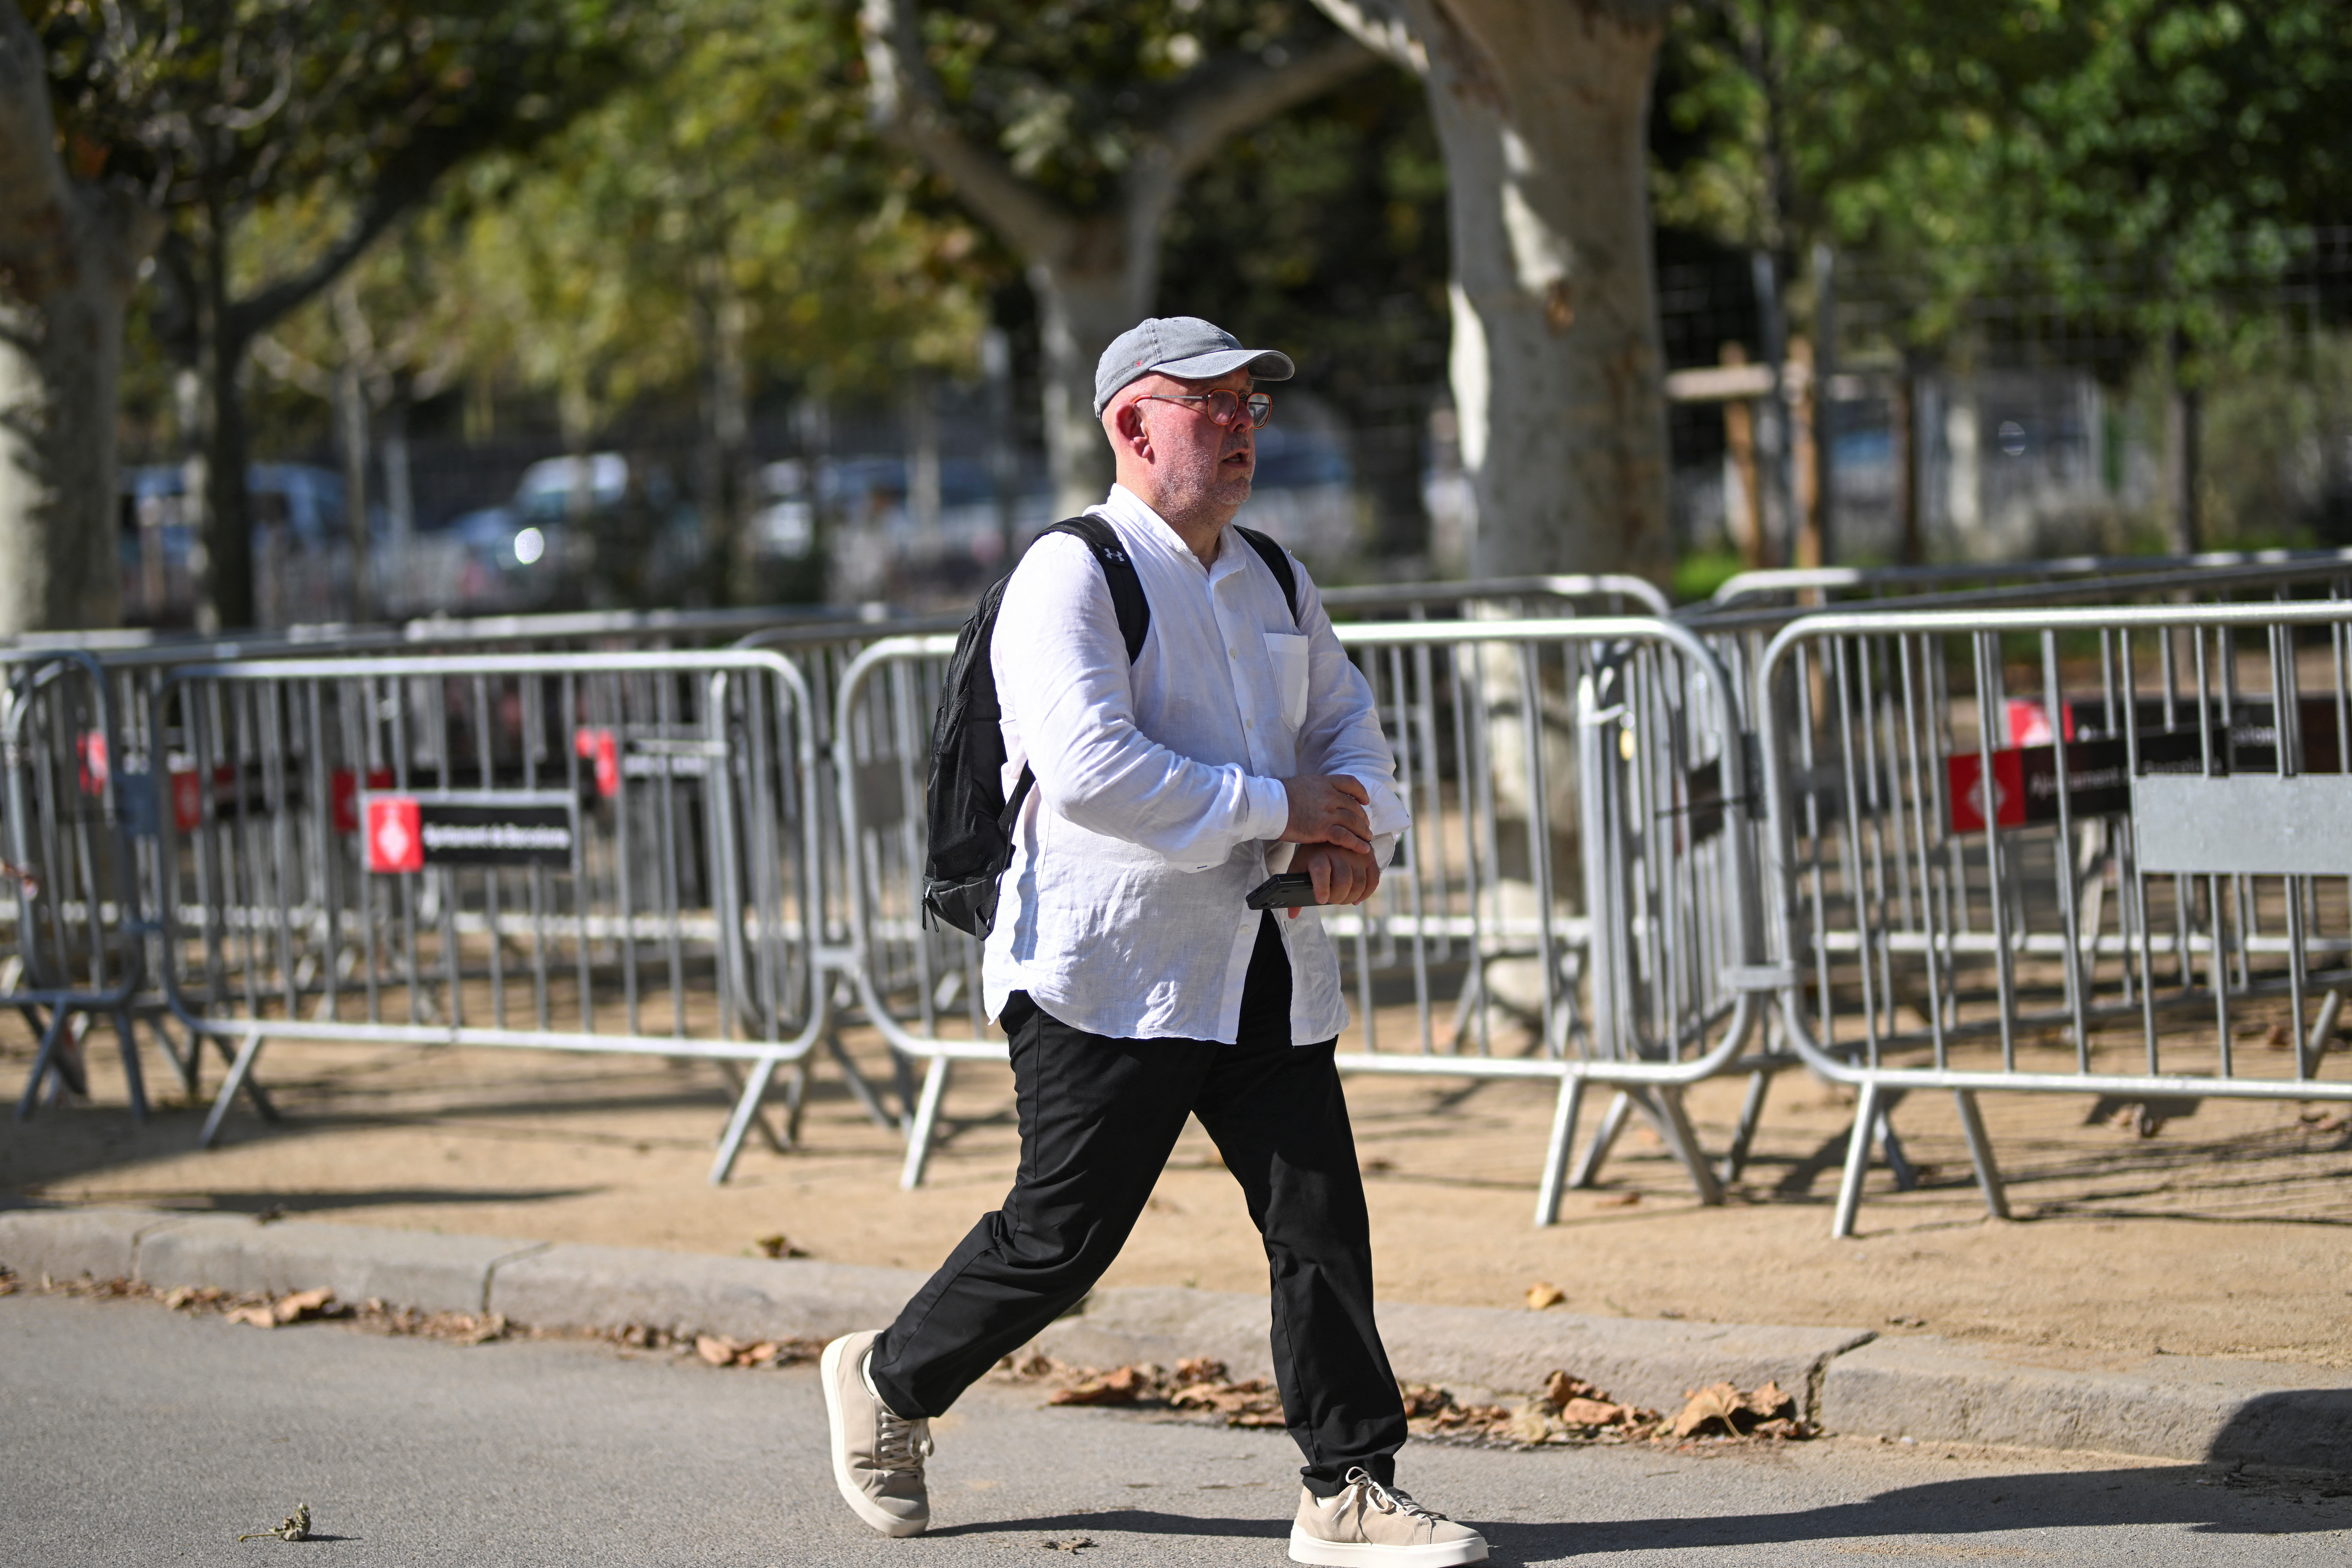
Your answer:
[1263,631,1310,734]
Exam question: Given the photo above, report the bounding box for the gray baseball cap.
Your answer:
[1092,316,1294,417]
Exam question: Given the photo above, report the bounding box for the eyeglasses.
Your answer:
[1133,388,1274,430]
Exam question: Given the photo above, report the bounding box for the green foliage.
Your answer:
[1670,546,1745,605]
[418,0,988,436]
[1654,0,2352,360]
[2158,322,2352,547]
[35,0,661,246]
[911,0,1339,212]
[1157,65,1445,413]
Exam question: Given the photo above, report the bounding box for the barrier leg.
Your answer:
[2304,989,2344,1079]
[1533,1075,1585,1226]
[783,1061,809,1148]
[1718,1068,1773,1185]
[1875,1089,1917,1191]
[1568,1091,1634,1188]
[713,1058,789,1156]
[1952,1089,2010,1220]
[201,1028,277,1122]
[198,1030,266,1148]
[1645,1087,1724,1207]
[14,1006,69,1120]
[890,1048,921,1134]
[1832,1079,1881,1240]
[113,1010,148,1122]
[899,1057,952,1190]
[154,1013,202,1095]
[709,1056,789,1185]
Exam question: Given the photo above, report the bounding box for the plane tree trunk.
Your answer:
[0,8,159,635]
[1313,0,1672,581]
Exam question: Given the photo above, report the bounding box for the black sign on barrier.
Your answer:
[361,791,578,872]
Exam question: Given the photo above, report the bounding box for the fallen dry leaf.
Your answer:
[227,1287,338,1329]
[753,1234,807,1259]
[1672,1379,1796,1438]
[1049,1364,1155,1406]
[995,1349,1056,1380]
[1558,1397,1631,1426]
[237,1503,311,1543]
[1594,1192,1641,1208]
[275,1287,335,1323]
[2266,1023,2295,1049]
[1545,1371,1600,1406]
[697,1334,742,1366]
[1673,1382,1746,1438]
[1525,1282,1566,1311]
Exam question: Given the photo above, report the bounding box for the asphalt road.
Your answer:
[4,1290,2346,1567]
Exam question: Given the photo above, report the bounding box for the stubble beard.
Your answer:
[1156,442,1253,528]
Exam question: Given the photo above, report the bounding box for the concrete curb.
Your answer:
[1820,1334,2352,1469]
[6,1205,2346,1468]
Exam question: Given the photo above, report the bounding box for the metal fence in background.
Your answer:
[1708,546,2352,613]
[831,614,1776,1217]
[148,649,825,1181]
[0,651,201,1122]
[1756,599,2352,1237]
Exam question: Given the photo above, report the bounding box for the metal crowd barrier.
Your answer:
[1755,599,2352,1237]
[832,616,1776,1218]
[147,649,825,1181]
[0,650,202,1120]
[1709,546,2352,612]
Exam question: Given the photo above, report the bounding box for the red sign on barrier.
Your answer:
[170,768,203,830]
[574,727,621,798]
[2002,699,2077,748]
[1947,748,2028,832]
[365,796,425,873]
[76,731,109,796]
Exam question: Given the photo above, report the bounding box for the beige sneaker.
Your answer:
[821,1330,932,1536]
[1288,1468,1487,1565]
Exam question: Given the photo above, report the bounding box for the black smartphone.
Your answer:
[1245,871,1324,910]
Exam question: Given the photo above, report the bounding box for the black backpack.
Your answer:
[921,516,1298,937]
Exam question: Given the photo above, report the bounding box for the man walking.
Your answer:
[822,317,1486,1566]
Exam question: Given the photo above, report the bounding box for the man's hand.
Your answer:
[1280,774,1372,853]
[1288,843,1380,916]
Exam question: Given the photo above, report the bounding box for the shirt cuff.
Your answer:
[1241,774,1291,843]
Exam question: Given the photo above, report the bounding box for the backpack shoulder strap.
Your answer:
[1041,515,1149,660]
[1230,525,1300,626]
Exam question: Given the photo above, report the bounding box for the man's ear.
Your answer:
[1113,399,1149,450]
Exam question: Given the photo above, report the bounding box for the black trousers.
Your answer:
[869,912,1407,1494]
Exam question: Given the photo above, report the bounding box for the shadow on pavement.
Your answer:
[1482,1463,2346,1562]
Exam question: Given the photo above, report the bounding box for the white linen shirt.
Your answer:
[981,483,1409,1044]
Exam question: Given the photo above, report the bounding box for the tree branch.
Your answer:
[221,166,424,348]
[857,0,1076,261]
[1303,0,1430,76]
[1157,32,1381,185]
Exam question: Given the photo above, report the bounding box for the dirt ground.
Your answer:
[5,1012,2349,1373]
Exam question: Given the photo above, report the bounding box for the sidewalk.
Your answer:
[8,1027,2349,1357]
[6,1022,2350,1466]
[5,1202,2349,1470]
